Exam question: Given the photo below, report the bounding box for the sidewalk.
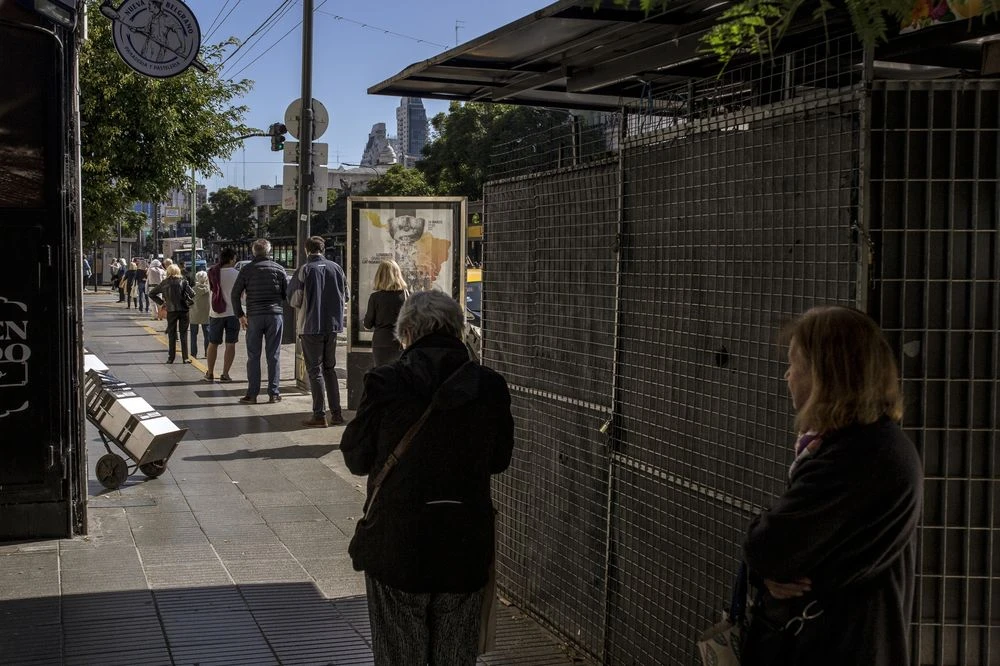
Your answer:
[0,291,591,665]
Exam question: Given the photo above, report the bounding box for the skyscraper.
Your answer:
[395,97,428,167]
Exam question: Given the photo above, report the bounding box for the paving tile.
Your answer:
[143,561,233,589]
[203,523,280,543]
[225,559,312,585]
[0,552,60,600]
[127,510,200,531]
[243,491,313,508]
[137,543,219,566]
[178,482,247,497]
[154,585,248,614]
[258,505,328,524]
[312,575,367,599]
[130,526,209,547]
[121,496,193,514]
[213,542,291,561]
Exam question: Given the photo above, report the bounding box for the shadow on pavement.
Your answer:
[182,443,339,461]
[0,584,372,664]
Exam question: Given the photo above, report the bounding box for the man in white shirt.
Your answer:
[204,248,240,382]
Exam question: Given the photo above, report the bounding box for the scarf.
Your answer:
[789,430,822,478]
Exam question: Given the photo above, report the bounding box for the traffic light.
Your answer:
[269,123,287,152]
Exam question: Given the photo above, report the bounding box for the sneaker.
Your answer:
[303,416,327,428]
[202,373,214,382]
[238,395,257,404]
[219,374,233,383]
[268,394,282,404]
[182,359,191,364]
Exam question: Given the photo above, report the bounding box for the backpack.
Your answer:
[208,265,227,313]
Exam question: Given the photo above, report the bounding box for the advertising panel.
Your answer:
[347,197,466,350]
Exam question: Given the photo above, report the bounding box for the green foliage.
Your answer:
[80,0,254,245]
[197,186,255,239]
[263,190,340,238]
[606,1,996,66]
[363,165,434,197]
[417,103,569,199]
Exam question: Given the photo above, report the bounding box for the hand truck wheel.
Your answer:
[96,453,128,490]
[139,460,167,478]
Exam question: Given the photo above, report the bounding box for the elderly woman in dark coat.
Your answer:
[341,289,514,666]
[741,305,923,666]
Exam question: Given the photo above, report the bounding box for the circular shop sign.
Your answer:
[106,0,202,79]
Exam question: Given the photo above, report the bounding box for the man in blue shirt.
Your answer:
[287,236,349,427]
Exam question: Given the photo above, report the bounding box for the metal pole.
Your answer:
[117,220,122,259]
[297,0,314,271]
[294,0,315,390]
[190,165,197,283]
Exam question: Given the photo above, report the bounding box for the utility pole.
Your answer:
[190,165,197,283]
[296,0,314,271]
[455,19,464,46]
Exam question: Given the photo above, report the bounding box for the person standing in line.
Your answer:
[146,259,166,320]
[739,306,922,666]
[287,236,349,428]
[110,258,122,300]
[123,261,139,309]
[134,259,149,312]
[204,248,240,383]
[188,270,211,359]
[341,290,514,666]
[116,258,128,303]
[148,264,194,364]
[363,259,407,367]
[231,239,288,404]
[82,256,92,288]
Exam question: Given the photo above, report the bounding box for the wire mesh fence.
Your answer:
[484,35,995,666]
[870,80,1000,666]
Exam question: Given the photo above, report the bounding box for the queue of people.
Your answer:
[92,240,921,666]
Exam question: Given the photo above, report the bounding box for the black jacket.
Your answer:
[363,290,406,348]
[231,256,287,317]
[148,277,194,314]
[742,418,922,666]
[340,333,514,593]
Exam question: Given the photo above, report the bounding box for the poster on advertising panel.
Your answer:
[347,197,466,348]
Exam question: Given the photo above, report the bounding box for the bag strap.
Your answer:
[363,361,472,516]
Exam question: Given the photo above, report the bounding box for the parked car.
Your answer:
[234,260,251,271]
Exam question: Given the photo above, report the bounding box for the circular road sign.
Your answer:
[284,99,330,140]
[104,0,202,79]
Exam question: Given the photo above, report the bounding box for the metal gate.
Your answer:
[870,80,1000,666]
[485,39,869,665]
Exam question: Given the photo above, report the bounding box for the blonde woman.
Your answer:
[188,270,211,359]
[364,260,408,367]
[148,264,195,363]
[740,306,921,666]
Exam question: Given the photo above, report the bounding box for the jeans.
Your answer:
[245,313,283,398]
[137,282,148,311]
[300,333,341,417]
[365,574,483,666]
[165,311,190,361]
[189,323,209,357]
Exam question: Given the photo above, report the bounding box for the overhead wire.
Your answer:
[222,1,298,75]
[203,0,235,43]
[315,10,449,49]
[220,0,296,67]
[225,0,330,81]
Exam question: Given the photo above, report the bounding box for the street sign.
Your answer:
[312,166,328,211]
[283,141,328,166]
[282,165,298,210]
[284,99,329,140]
[281,165,329,212]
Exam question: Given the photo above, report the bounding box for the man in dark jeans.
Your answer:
[287,236,349,427]
[231,239,288,404]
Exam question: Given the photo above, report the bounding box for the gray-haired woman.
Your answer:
[340,290,514,665]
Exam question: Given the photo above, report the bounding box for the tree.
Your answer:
[363,165,434,197]
[417,103,567,200]
[608,1,993,65]
[263,190,339,238]
[197,187,255,239]
[80,0,254,245]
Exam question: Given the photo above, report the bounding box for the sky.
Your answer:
[182,0,552,193]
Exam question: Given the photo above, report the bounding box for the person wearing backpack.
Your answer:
[147,263,195,364]
[204,248,240,382]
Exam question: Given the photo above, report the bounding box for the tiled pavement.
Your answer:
[0,291,591,665]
